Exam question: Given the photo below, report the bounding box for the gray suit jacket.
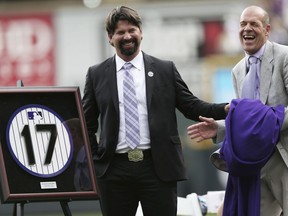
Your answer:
[216,40,288,168]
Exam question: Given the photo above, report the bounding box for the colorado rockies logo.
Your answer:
[6,104,73,178]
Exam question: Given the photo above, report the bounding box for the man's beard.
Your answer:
[119,39,139,56]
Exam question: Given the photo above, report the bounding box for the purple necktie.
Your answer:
[123,62,140,149]
[241,56,259,99]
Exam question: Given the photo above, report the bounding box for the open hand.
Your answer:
[187,116,218,142]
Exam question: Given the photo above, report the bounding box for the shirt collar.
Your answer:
[245,43,266,60]
[116,51,143,72]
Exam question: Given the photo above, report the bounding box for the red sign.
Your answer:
[0,14,55,86]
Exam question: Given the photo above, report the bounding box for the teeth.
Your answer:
[124,42,133,46]
[244,35,255,39]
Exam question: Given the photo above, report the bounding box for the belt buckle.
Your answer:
[128,149,144,162]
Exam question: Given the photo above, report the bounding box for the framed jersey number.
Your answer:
[7,104,73,178]
[0,87,98,203]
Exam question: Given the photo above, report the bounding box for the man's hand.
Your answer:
[187,116,218,142]
[225,103,230,114]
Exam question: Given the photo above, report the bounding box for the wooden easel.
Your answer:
[13,201,72,216]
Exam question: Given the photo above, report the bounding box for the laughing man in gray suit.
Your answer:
[187,5,288,216]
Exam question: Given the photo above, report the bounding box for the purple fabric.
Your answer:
[220,98,284,216]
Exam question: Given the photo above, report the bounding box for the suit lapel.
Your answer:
[234,58,246,98]
[238,41,274,103]
[106,56,119,112]
[259,41,274,104]
[107,52,155,111]
[143,52,155,108]
[238,59,247,89]
[107,53,156,113]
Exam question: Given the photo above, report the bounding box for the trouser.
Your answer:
[261,148,288,216]
[96,150,177,216]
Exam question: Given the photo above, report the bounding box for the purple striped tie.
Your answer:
[241,56,259,99]
[123,62,140,149]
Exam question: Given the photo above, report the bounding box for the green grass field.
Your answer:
[1,212,217,216]
[38,213,217,216]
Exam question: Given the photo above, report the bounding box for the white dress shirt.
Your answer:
[115,51,151,153]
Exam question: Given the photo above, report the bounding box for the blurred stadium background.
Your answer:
[0,0,287,215]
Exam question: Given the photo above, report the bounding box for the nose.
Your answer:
[244,24,253,31]
[123,32,132,40]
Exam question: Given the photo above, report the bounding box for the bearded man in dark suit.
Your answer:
[82,6,229,216]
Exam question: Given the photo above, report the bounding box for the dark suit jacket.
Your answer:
[82,52,227,181]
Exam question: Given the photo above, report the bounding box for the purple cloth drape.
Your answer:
[220,98,284,216]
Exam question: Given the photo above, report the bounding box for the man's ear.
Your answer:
[265,24,271,36]
[108,34,114,46]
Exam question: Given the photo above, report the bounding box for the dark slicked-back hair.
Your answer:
[105,6,142,36]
